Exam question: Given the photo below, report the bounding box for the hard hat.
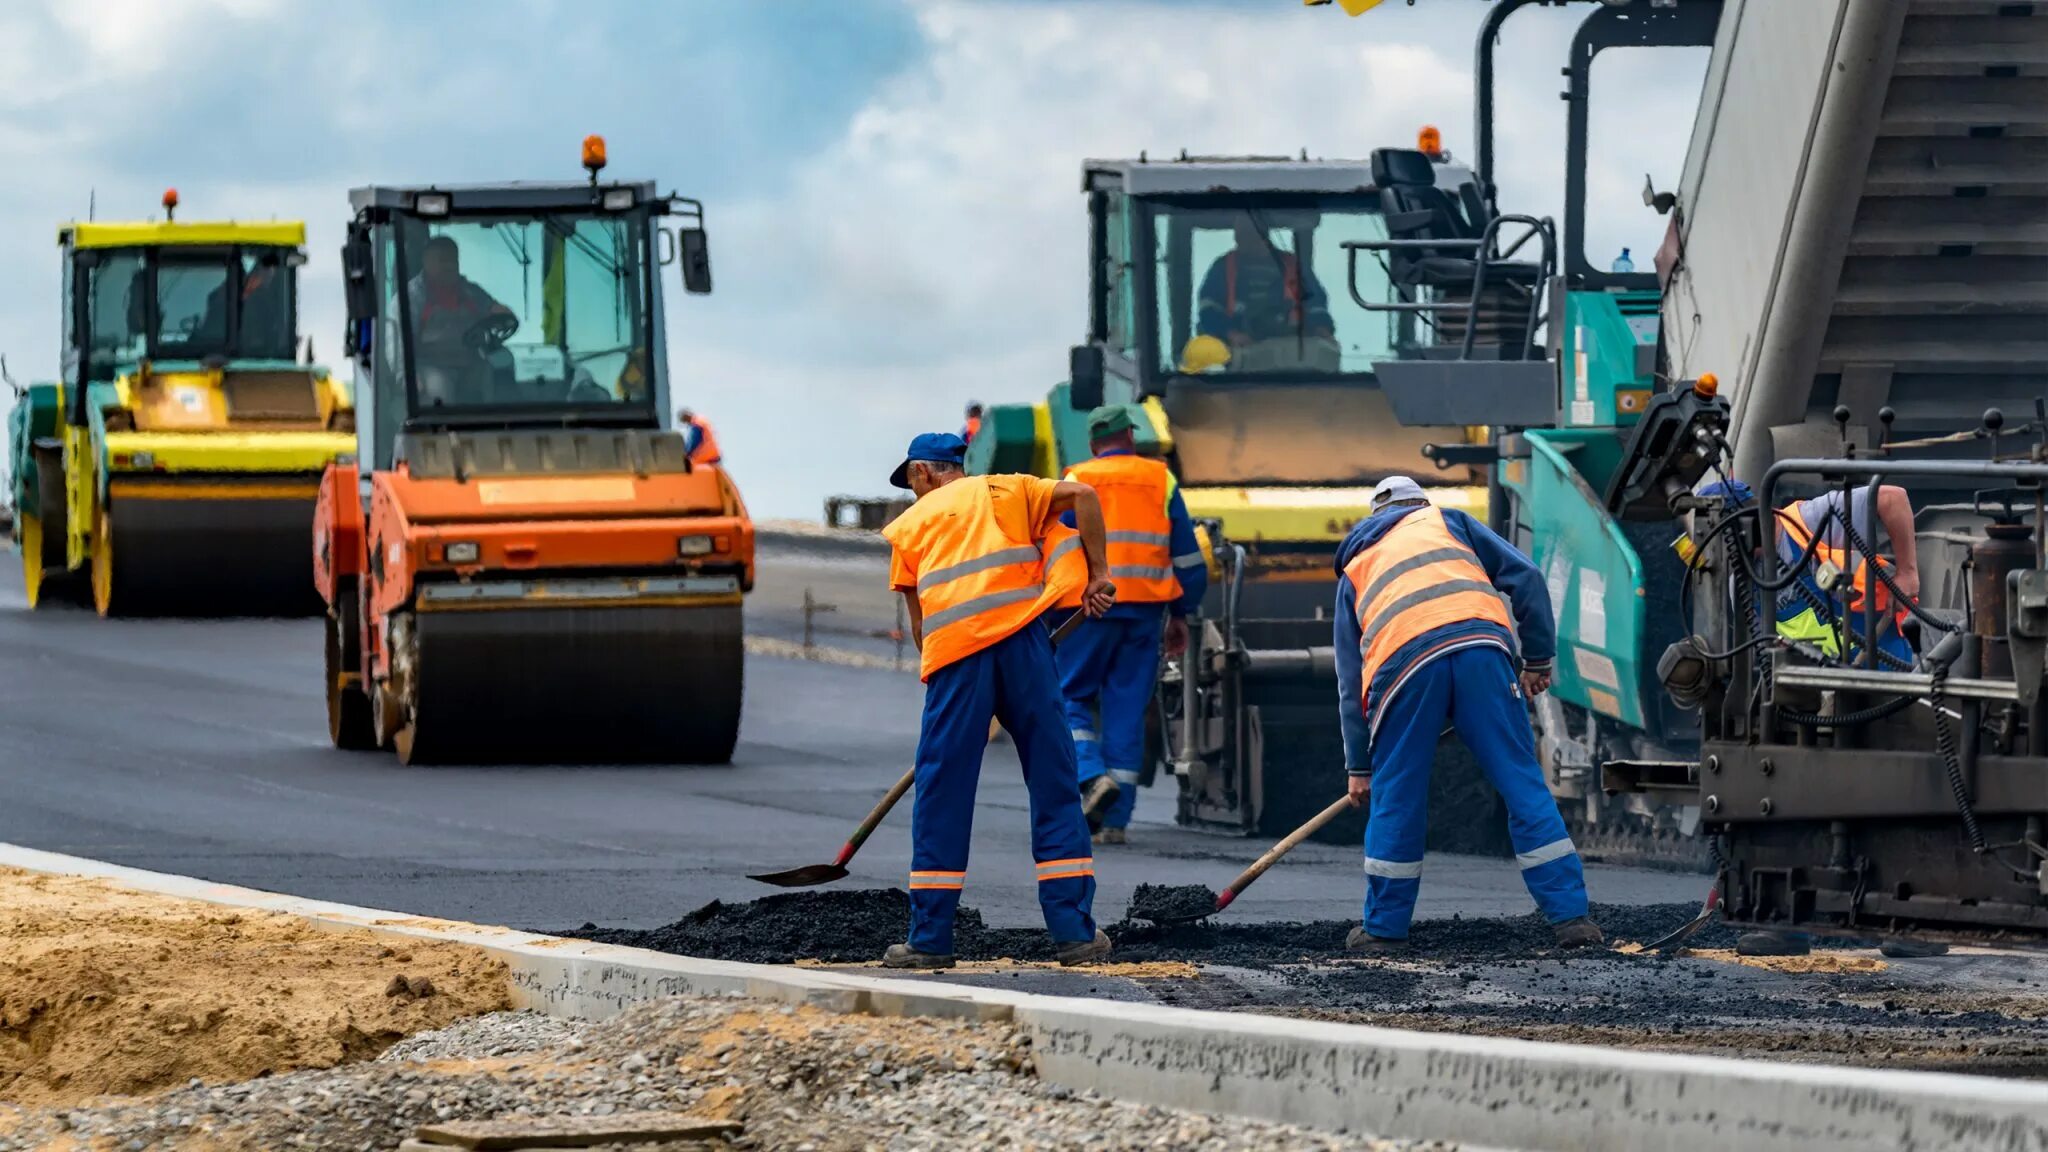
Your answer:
[1179,335,1231,374]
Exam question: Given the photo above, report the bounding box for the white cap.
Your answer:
[1370,475,1427,510]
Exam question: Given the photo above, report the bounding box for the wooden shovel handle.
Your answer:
[833,767,917,867]
[1219,796,1355,902]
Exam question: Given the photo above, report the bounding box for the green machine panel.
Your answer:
[1559,290,1661,430]
[1520,428,1649,727]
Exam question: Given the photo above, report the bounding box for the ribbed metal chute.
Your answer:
[1819,1,2048,442]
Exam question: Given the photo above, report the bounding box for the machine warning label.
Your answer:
[476,478,637,505]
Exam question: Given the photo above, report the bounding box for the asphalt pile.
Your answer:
[1126,883,1221,923]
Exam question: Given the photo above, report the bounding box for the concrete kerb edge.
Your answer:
[5,843,2045,1152]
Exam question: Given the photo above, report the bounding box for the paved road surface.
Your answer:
[0,539,1697,939]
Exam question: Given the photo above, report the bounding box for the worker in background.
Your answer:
[962,402,984,446]
[1197,217,1335,350]
[1335,476,1601,952]
[678,408,722,466]
[879,432,1118,970]
[1693,478,1944,960]
[1054,406,1207,844]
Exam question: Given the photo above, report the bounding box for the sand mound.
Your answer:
[0,867,509,1107]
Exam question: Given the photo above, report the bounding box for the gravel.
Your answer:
[0,998,1454,1152]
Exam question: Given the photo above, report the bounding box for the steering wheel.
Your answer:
[462,311,520,354]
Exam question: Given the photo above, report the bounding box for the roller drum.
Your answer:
[398,602,744,765]
[101,487,322,616]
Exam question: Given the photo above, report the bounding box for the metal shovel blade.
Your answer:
[1645,890,1721,954]
[746,864,851,889]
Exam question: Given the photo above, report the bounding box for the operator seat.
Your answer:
[1372,147,1540,358]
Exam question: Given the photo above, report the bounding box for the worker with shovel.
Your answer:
[1053,405,1208,843]
[1335,476,1601,952]
[879,432,1119,969]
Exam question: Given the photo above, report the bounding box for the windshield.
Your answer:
[80,246,296,379]
[397,211,651,417]
[1149,197,1391,378]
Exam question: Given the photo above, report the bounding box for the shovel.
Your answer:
[1643,885,1722,954]
[1135,795,1356,925]
[750,608,1094,889]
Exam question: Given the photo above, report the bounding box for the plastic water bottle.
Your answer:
[1611,247,1635,274]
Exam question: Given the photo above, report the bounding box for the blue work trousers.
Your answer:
[909,622,1097,954]
[1363,647,1588,938]
[1055,608,1165,830]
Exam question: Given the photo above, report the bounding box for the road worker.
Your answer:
[678,408,722,466]
[1197,216,1335,350]
[962,402,984,445]
[1334,475,1601,952]
[1054,406,1208,843]
[879,432,1118,969]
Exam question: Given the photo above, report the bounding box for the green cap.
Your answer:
[1087,405,1136,440]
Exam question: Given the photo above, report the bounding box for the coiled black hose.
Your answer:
[1929,662,1987,855]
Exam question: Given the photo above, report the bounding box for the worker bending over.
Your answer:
[678,408,721,466]
[1055,406,1207,843]
[880,432,1118,969]
[1335,476,1600,951]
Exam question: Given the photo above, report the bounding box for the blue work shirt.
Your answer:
[1060,448,1207,619]
[1332,503,1556,774]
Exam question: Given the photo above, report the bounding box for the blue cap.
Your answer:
[890,432,967,489]
[1698,479,1754,506]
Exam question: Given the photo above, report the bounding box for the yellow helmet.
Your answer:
[1179,334,1231,374]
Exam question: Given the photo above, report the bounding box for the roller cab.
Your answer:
[10,211,354,615]
[320,154,749,765]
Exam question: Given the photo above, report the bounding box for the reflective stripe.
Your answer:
[916,544,1042,593]
[1035,857,1095,882]
[1362,856,1423,879]
[1047,535,1083,567]
[1070,728,1099,743]
[1173,551,1206,569]
[1359,579,1498,656]
[1356,547,1477,613]
[909,870,966,890]
[1109,768,1143,785]
[1105,530,1171,546]
[1109,564,1171,581]
[1515,837,1578,870]
[921,584,1043,633]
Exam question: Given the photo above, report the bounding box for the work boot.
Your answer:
[1879,938,1950,959]
[1735,930,1811,957]
[881,943,956,970]
[1080,776,1121,832]
[1092,827,1127,846]
[1345,927,1407,954]
[1553,917,1605,949]
[1055,929,1113,967]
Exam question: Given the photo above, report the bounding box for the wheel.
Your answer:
[90,510,120,618]
[19,511,46,609]
[325,598,377,751]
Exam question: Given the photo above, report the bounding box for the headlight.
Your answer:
[601,188,636,212]
[414,192,451,217]
[443,541,480,564]
[130,451,155,470]
[678,535,713,557]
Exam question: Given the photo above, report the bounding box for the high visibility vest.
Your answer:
[1775,503,1892,617]
[883,475,1086,680]
[1057,454,1178,607]
[963,414,982,443]
[1341,507,1511,715]
[686,416,722,465]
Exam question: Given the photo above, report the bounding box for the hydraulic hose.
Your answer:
[1835,510,1961,635]
[1775,693,1917,729]
[1929,661,1988,855]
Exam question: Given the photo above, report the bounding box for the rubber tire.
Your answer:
[326,597,377,751]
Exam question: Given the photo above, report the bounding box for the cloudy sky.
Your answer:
[0,0,1705,518]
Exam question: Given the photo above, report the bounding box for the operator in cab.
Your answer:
[1054,406,1207,844]
[195,259,291,357]
[409,236,514,405]
[879,432,1118,971]
[1335,476,1601,953]
[678,408,722,466]
[1196,217,1335,351]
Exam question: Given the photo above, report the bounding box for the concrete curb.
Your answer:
[5,842,2044,1151]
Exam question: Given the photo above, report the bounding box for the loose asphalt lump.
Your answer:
[0,997,1452,1152]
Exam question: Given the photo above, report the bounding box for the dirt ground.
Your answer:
[0,867,509,1109]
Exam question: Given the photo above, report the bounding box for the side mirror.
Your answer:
[678,228,712,295]
[1069,344,1105,410]
[341,226,376,325]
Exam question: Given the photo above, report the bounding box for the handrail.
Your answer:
[1343,213,1557,360]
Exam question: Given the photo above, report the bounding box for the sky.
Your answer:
[0,0,1707,519]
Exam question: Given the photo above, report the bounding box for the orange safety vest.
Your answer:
[1775,503,1894,617]
[883,475,1087,680]
[1057,454,1177,607]
[686,416,722,465]
[963,414,982,444]
[1341,507,1511,717]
